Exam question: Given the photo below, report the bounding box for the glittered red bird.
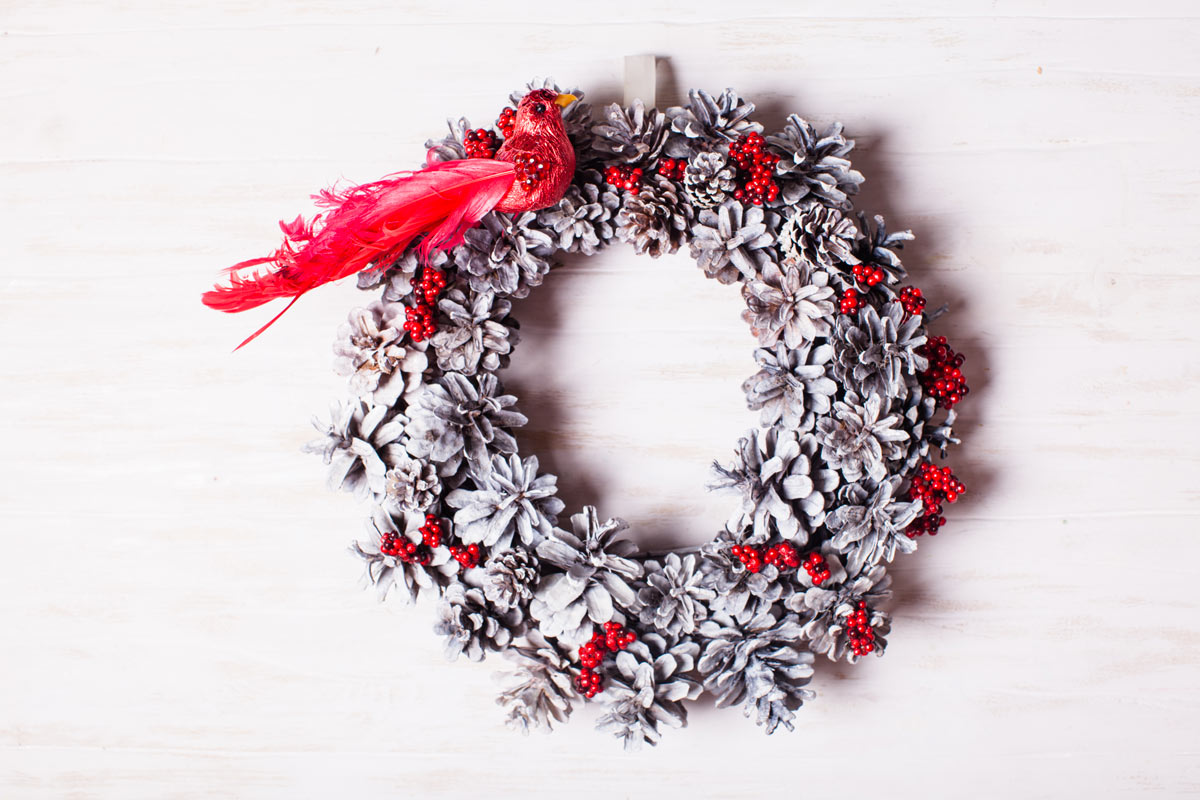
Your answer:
[202,89,578,348]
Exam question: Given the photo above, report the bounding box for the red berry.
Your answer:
[916,336,969,409]
[899,286,926,318]
[496,107,516,139]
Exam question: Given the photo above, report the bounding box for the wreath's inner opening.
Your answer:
[504,246,757,553]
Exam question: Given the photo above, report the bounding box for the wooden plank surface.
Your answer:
[2,1,1199,797]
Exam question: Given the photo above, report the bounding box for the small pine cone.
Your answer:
[683,151,738,210]
[483,546,541,611]
[615,174,695,258]
[779,205,860,271]
[383,455,442,514]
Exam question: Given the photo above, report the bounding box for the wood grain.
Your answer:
[2,1,1199,797]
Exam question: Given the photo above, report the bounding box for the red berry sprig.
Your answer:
[379,530,430,565]
[846,601,876,657]
[403,303,436,342]
[764,541,800,570]
[605,164,644,193]
[574,622,638,699]
[463,128,501,159]
[728,132,780,205]
[655,157,687,181]
[916,336,968,408]
[729,544,764,573]
[496,107,516,139]
[513,153,547,189]
[409,267,447,305]
[419,514,443,548]
[448,543,481,570]
[839,288,864,315]
[852,263,887,288]
[905,461,965,538]
[802,552,832,585]
[898,286,926,318]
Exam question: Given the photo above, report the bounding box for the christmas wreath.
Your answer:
[209,77,968,749]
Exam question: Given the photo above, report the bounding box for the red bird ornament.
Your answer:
[202,89,578,348]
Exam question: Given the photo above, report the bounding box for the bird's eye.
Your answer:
[533,102,546,115]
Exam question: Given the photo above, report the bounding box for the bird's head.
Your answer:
[511,89,577,139]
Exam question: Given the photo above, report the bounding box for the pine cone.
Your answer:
[786,559,892,663]
[453,212,555,299]
[483,546,541,611]
[615,175,694,258]
[826,478,922,575]
[665,88,762,159]
[383,454,442,515]
[445,453,563,551]
[405,372,527,477]
[536,170,620,255]
[434,583,524,662]
[429,288,519,377]
[592,99,669,163]
[635,553,716,637]
[530,507,643,646]
[830,301,927,402]
[778,205,860,271]
[741,258,836,348]
[351,508,457,605]
[689,200,779,285]
[302,400,406,500]
[424,116,476,164]
[332,300,429,407]
[495,631,577,734]
[742,341,837,432]
[699,529,789,625]
[815,394,909,484]
[767,114,864,209]
[697,611,815,734]
[595,633,702,751]
[683,151,738,209]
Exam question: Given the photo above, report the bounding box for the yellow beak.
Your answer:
[554,93,578,109]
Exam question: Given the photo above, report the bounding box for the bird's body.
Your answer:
[202,89,576,348]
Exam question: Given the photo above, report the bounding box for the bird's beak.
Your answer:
[554,93,577,109]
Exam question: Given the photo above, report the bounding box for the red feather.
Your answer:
[202,159,516,348]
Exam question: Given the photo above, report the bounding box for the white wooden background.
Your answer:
[3,1,1199,797]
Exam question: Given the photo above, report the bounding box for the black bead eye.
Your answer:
[533,102,546,114]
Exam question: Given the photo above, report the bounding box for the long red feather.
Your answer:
[203,159,516,348]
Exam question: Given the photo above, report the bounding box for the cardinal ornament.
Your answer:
[205,79,970,749]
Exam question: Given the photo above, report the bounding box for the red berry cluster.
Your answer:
[852,263,887,288]
[845,601,877,657]
[605,164,644,193]
[906,462,965,538]
[916,336,969,408]
[418,513,444,548]
[574,622,638,699]
[802,552,832,585]
[513,153,547,189]
[463,128,501,159]
[448,543,481,570]
[655,157,687,181]
[728,132,780,205]
[729,543,765,573]
[839,288,864,315]
[898,286,926,318]
[404,267,448,343]
[764,541,800,570]
[403,303,436,342]
[497,107,516,139]
[380,520,438,566]
[730,542,805,574]
[409,267,447,304]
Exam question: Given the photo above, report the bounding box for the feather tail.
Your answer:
[202,159,516,345]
